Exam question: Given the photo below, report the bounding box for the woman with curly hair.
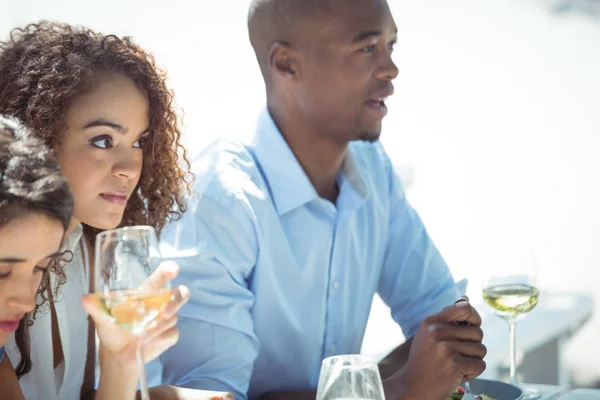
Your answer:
[0,22,197,399]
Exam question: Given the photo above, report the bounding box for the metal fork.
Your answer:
[462,381,477,400]
[454,298,477,400]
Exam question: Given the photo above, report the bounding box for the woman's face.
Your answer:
[0,213,64,346]
[56,73,150,230]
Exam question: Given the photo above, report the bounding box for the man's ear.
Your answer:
[269,41,301,82]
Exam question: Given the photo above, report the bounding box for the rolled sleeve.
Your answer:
[378,165,460,339]
[159,191,260,400]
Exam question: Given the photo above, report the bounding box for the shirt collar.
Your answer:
[338,146,369,201]
[252,110,318,215]
[62,224,83,253]
[251,109,370,215]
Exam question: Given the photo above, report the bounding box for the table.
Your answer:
[531,383,569,399]
[559,389,600,399]
[531,384,600,399]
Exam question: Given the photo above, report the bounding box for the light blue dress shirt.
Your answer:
[159,110,460,400]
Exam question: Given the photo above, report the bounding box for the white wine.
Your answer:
[482,284,540,321]
[96,288,171,334]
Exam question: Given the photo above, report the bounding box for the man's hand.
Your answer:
[385,299,486,400]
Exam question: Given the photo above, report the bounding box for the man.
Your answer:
[160,0,486,399]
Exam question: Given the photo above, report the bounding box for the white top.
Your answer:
[6,225,90,400]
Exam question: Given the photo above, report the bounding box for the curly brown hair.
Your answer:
[0,21,192,236]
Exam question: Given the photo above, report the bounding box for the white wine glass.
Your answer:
[316,355,385,400]
[482,248,541,400]
[94,226,170,400]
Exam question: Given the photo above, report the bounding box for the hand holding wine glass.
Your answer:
[83,226,190,400]
[82,261,189,361]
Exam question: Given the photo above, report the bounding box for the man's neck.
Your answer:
[268,105,347,204]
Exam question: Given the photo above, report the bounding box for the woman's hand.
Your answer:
[82,260,190,366]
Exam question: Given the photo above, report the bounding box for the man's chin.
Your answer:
[357,132,381,143]
[355,118,382,142]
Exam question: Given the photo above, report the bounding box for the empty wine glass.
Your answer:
[316,355,385,400]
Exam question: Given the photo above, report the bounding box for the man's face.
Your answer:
[295,0,399,143]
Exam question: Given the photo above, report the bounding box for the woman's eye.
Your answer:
[0,265,11,278]
[90,135,114,149]
[133,136,149,149]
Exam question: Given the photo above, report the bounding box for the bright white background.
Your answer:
[2,0,599,386]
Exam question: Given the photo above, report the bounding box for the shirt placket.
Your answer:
[322,209,344,359]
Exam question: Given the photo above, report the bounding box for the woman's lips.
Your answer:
[99,193,128,207]
[0,319,21,333]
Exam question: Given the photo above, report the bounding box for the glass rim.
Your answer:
[321,354,376,367]
[96,225,156,241]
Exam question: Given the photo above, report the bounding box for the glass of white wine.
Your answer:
[482,248,541,400]
[316,355,385,400]
[94,226,170,400]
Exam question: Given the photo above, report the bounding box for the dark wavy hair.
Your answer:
[0,21,192,237]
[0,115,74,378]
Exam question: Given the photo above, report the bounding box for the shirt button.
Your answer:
[332,281,340,291]
[329,345,336,354]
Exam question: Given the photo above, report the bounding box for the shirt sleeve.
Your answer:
[377,156,460,339]
[159,190,259,400]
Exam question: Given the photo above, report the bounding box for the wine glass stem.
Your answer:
[136,342,150,400]
[508,321,518,386]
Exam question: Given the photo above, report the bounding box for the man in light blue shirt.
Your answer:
[160,0,486,399]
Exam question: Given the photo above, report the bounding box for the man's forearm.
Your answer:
[377,337,413,379]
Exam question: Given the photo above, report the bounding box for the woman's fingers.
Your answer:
[81,294,112,326]
[142,285,189,339]
[143,314,178,343]
[142,325,180,362]
[165,285,190,315]
[142,260,180,291]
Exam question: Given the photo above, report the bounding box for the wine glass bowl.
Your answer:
[482,275,540,323]
[316,355,385,400]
